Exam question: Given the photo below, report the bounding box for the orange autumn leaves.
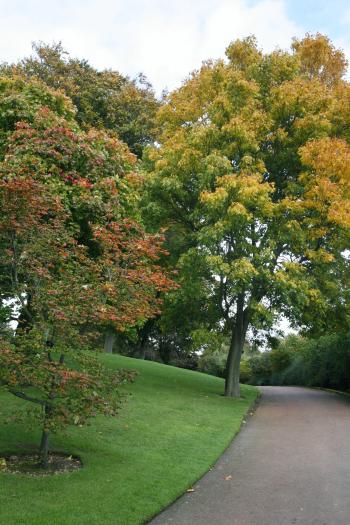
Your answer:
[300,138,350,229]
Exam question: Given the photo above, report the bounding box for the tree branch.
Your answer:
[9,389,46,406]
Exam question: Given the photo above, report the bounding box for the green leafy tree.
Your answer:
[1,42,160,156]
[145,34,350,396]
[0,75,76,158]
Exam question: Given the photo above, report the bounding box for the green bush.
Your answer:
[198,348,227,377]
[288,334,350,390]
[247,352,273,385]
[246,333,350,391]
[239,358,253,383]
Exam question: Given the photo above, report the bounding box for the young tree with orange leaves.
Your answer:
[0,174,137,467]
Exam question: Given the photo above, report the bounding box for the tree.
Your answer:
[0,77,175,465]
[0,77,175,349]
[0,174,137,467]
[144,34,350,396]
[1,42,160,156]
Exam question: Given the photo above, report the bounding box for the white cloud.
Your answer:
[332,8,350,76]
[0,0,309,93]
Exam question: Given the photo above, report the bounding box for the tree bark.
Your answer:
[16,292,33,333]
[224,295,249,397]
[104,329,116,353]
[225,330,243,397]
[39,429,50,468]
[158,338,172,364]
[132,319,155,359]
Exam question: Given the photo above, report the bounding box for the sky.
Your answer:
[1,0,350,94]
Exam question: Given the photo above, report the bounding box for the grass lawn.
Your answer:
[0,354,258,525]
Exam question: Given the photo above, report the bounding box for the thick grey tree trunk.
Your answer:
[104,329,116,353]
[225,329,244,397]
[224,295,249,397]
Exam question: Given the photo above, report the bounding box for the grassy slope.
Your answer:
[0,355,258,525]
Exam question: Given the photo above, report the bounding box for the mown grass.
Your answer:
[0,354,258,525]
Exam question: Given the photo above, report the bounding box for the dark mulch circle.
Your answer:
[0,452,82,476]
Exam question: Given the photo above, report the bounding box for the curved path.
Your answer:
[150,387,350,525]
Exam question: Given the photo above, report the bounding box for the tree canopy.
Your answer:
[0,42,160,156]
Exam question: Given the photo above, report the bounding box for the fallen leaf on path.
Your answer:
[224,475,232,480]
[186,488,195,492]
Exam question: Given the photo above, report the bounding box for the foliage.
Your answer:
[0,79,175,339]
[0,170,137,465]
[239,358,253,384]
[198,348,227,378]
[243,332,350,391]
[0,75,75,158]
[0,42,160,156]
[0,333,135,432]
[245,352,272,385]
[273,334,350,390]
[292,33,348,86]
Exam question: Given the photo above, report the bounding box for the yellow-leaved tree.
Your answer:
[144,34,350,397]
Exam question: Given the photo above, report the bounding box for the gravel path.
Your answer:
[149,387,350,525]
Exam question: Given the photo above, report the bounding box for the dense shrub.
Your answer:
[239,358,253,384]
[246,334,350,391]
[198,349,227,378]
[247,352,273,385]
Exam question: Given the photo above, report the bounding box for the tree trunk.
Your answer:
[158,339,171,364]
[136,328,149,359]
[104,329,116,353]
[39,429,50,468]
[131,319,154,359]
[16,292,33,333]
[224,295,249,397]
[225,330,243,397]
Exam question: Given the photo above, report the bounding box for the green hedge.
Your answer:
[246,334,350,391]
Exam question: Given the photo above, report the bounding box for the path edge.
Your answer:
[145,386,262,524]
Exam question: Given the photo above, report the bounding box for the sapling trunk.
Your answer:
[39,429,50,468]
[39,396,54,468]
